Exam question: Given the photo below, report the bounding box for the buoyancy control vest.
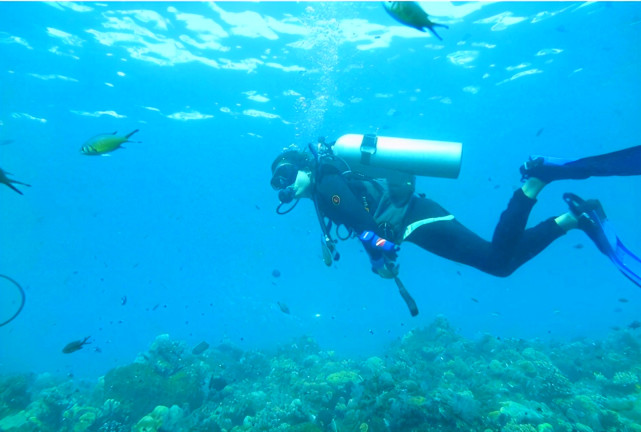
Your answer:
[312,149,415,247]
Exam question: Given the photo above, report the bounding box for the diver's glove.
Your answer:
[370,256,400,279]
[359,231,400,279]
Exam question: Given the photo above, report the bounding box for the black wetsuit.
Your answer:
[314,161,565,277]
[401,190,565,276]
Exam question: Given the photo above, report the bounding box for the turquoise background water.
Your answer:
[1,1,640,379]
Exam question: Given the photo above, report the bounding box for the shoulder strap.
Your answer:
[310,153,344,266]
[312,192,341,266]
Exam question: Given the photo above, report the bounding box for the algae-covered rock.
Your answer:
[563,394,605,430]
[488,359,504,375]
[517,359,538,377]
[537,423,554,432]
[75,411,97,432]
[286,422,322,432]
[362,356,385,377]
[611,371,639,388]
[132,405,174,432]
[449,389,480,422]
[0,411,32,431]
[140,334,189,376]
[0,374,33,415]
[498,401,543,424]
[326,370,362,386]
[385,396,428,430]
[132,414,159,432]
[103,362,204,420]
[502,425,537,432]
[526,360,573,398]
[27,383,75,431]
[62,403,99,432]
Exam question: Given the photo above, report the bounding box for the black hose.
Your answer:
[0,274,25,326]
[276,199,299,215]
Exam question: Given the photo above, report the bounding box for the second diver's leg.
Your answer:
[521,145,641,183]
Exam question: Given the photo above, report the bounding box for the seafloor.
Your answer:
[1,317,640,432]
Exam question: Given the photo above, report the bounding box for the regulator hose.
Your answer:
[0,274,25,327]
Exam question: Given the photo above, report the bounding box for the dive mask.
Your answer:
[271,162,298,190]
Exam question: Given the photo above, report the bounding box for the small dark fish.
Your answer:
[628,320,641,330]
[152,303,160,311]
[209,376,227,391]
[272,269,281,278]
[0,167,30,195]
[618,298,629,303]
[277,301,290,314]
[536,128,544,137]
[120,295,127,305]
[62,336,91,354]
[470,297,479,303]
[611,326,621,331]
[192,341,210,355]
[0,139,14,145]
[573,243,584,249]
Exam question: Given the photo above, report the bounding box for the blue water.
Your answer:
[0,1,640,380]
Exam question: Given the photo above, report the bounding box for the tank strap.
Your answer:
[360,134,378,166]
[402,215,455,240]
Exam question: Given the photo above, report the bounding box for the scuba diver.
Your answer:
[270,135,641,314]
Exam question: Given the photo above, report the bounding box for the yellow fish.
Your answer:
[0,167,30,195]
[80,129,139,156]
[383,1,449,41]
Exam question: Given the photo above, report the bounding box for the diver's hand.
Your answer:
[359,231,399,258]
[359,231,400,279]
[370,256,399,279]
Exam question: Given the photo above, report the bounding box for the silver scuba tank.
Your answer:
[332,134,462,179]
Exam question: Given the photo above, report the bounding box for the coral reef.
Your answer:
[2,317,641,432]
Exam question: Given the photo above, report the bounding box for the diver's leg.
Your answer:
[484,188,568,275]
[577,145,641,176]
[490,189,537,255]
[522,177,546,199]
[498,218,566,274]
[402,197,494,271]
[521,145,641,183]
[404,190,566,276]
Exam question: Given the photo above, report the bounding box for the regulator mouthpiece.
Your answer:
[278,187,296,204]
